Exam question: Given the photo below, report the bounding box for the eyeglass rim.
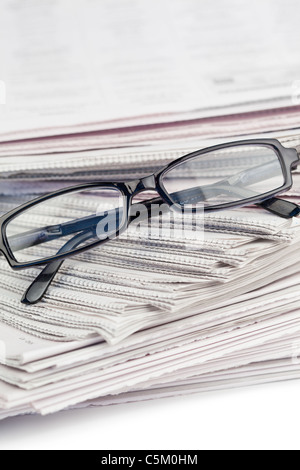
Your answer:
[156,138,299,211]
[0,138,298,269]
[0,183,132,269]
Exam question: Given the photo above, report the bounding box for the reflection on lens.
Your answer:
[162,145,284,208]
[6,187,125,263]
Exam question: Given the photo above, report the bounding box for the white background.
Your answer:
[0,379,299,450]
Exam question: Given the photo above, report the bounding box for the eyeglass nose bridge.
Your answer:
[125,174,157,196]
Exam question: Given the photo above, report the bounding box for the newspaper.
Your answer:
[0,0,300,421]
[1,0,300,141]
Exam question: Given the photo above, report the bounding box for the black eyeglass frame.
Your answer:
[0,138,298,270]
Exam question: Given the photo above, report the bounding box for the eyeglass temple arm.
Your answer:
[21,191,299,305]
[10,190,298,255]
[259,198,300,218]
[10,177,295,255]
[8,187,213,253]
[21,197,164,305]
[8,212,110,253]
[21,229,96,305]
[11,157,294,253]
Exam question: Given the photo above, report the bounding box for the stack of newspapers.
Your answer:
[0,0,300,420]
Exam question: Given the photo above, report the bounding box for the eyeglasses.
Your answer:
[0,138,299,305]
